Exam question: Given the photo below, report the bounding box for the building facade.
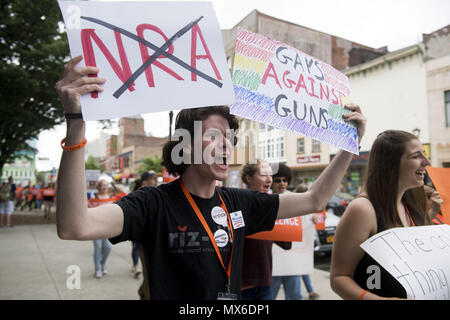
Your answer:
[1,140,37,186]
[345,44,429,149]
[100,116,167,180]
[423,25,450,167]
[345,24,450,170]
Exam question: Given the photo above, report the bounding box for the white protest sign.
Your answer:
[230,28,358,154]
[58,1,235,121]
[360,225,450,300]
[85,169,101,182]
[272,215,315,276]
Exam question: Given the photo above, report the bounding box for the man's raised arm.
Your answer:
[55,55,123,240]
[277,104,366,219]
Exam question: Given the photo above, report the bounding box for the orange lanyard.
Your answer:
[403,204,415,227]
[179,179,234,286]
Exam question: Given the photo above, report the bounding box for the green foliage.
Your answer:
[36,171,46,184]
[0,1,69,173]
[138,156,163,175]
[85,156,100,170]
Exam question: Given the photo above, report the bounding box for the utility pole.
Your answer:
[169,110,174,139]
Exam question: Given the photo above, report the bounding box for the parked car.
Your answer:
[326,192,354,216]
[313,209,341,254]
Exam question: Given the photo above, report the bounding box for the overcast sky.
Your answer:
[36,0,450,171]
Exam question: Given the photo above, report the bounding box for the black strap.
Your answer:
[65,113,83,119]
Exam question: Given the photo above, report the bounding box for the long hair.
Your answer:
[161,106,239,176]
[363,130,431,229]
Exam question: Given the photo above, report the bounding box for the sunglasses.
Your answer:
[273,178,288,183]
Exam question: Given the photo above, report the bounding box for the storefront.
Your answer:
[330,151,369,195]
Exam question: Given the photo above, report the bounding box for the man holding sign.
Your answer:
[55,2,366,300]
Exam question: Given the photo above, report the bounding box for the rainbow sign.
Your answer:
[230,27,358,154]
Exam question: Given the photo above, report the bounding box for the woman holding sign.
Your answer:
[330,130,432,300]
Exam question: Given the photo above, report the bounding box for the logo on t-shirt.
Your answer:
[230,210,245,229]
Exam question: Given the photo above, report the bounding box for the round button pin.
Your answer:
[214,229,229,248]
[211,206,228,227]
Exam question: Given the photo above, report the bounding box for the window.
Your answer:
[258,140,264,159]
[446,90,450,127]
[277,137,284,158]
[297,138,305,154]
[258,136,284,160]
[240,119,246,132]
[312,139,321,153]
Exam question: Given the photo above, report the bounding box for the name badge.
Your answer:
[230,210,245,229]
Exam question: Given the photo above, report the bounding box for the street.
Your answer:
[0,220,340,300]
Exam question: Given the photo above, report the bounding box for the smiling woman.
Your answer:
[330,130,433,300]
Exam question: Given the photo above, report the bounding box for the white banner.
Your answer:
[58,1,235,121]
[361,225,450,300]
[272,215,314,276]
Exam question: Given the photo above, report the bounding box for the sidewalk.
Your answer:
[0,224,340,300]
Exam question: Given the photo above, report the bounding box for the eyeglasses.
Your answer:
[273,178,288,183]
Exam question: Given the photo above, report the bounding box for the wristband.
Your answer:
[61,137,87,151]
[65,113,83,119]
[358,290,369,300]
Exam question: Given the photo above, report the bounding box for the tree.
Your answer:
[0,1,69,176]
[85,155,100,171]
[138,156,163,175]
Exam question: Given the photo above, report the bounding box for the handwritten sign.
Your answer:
[272,215,314,276]
[58,1,235,121]
[230,28,358,154]
[426,167,450,224]
[248,217,303,242]
[360,225,450,300]
[85,169,100,182]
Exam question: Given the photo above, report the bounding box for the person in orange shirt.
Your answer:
[88,179,116,279]
[43,183,56,220]
[25,184,34,211]
[15,185,23,208]
[111,184,127,201]
[35,183,43,211]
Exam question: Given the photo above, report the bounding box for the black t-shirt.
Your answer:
[353,210,408,298]
[110,179,279,300]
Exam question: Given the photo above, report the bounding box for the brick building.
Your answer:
[100,116,167,180]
